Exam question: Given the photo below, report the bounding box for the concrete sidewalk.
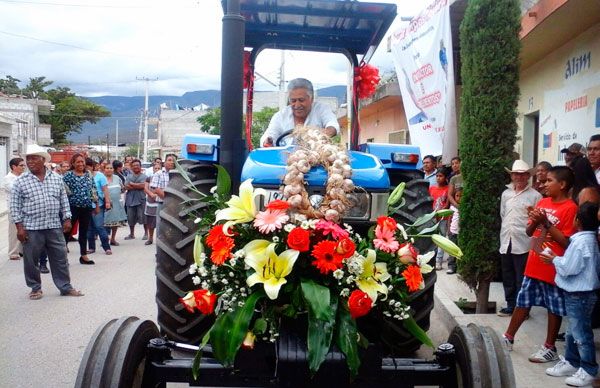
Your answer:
[434,268,600,388]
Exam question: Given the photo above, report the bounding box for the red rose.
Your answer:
[194,289,218,315]
[348,290,372,319]
[266,199,290,211]
[287,227,311,252]
[377,216,397,232]
[335,237,356,259]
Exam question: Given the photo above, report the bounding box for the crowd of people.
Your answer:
[3,146,178,300]
[423,134,600,387]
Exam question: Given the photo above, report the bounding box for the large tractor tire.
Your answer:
[384,176,437,356]
[155,160,217,344]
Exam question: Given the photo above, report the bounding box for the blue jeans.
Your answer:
[88,208,111,252]
[564,291,598,376]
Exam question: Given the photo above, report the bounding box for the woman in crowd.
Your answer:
[86,158,112,255]
[103,163,127,246]
[62,153,96,265]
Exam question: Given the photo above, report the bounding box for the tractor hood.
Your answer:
[241,146,390,191]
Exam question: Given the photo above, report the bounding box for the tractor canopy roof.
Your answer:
[222,0,397,62]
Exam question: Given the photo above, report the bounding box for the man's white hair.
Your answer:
[287,78,314,98]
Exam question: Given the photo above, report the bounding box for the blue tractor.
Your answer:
[75,1,514,387]
[159,0,435,356]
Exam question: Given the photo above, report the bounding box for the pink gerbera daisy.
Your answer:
[314,220,349,239]
[253,209,289,234]
[373,225,399,253]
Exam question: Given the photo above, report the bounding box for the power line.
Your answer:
[0,30,160,60]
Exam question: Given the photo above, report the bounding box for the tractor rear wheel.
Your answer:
[384,177,436,355]
[155,161,217,344]
[75,316,159,388]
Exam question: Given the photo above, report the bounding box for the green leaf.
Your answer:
[402,316,434,348]
[191,329,212,380]
[253,318,267,334]
[210,292,263,366]
[415,221,440,236]
[301,280,333,321]
[215,164,232,199]
[407,211,436,228]
[193,234,205,266]
[335,304,360,377]
[307,297,337,374]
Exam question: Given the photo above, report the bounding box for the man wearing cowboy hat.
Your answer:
[497,160,542,316]
[9,144,83,300]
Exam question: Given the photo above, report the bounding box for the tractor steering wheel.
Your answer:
[275,130,294,146]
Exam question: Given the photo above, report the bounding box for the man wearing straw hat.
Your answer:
[497,160,542,316]
[10,144,83,300]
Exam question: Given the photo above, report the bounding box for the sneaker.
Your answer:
[502,334,514,351]
[39,265,50,274]
[546,356,578,377]
[446,268,456,274]
[435,263,442,270]
[565,367,596,387]
[497,307,513,317]
[528,345,558,363]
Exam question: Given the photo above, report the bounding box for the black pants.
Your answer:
[67,206,93,256]
[447,233,458,271]
[500,243,528,310]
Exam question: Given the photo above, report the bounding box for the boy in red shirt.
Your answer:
[502,166,577,363]
[429,168,450,270]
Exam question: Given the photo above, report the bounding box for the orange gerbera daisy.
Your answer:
[402,265,423,292]
[311,240,343,275]
[206,225,228,248]
[210,237,235,265]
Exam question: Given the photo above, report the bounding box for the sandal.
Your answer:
[124,235,135,240]
[62,289,84,297]
[105,250,112,255]
[110,241,120,246]
[29,290,43,300]
[144,240,153,245]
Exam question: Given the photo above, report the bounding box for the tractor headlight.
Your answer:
[345,193,370,220]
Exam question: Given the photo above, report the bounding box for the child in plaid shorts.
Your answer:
[502,166,578,363]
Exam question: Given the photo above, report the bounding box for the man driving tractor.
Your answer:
[260,78,340,147]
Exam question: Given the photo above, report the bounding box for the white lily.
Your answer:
[214,179,267,235]
[355,249,391,302]
[416,251,435,274]
[244,242,299,300]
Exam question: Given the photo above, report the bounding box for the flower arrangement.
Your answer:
[180,153,462,378]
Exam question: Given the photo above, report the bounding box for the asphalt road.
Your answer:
[0,219,450,388]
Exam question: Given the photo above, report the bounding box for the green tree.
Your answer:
[458,0,521,312]
[23,76,53,98]
[44,87,111,145]
[197,107,221,134]
[0,75,22,95]
[197,106,277,148]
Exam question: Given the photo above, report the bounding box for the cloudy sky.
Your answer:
[0,0,423,97]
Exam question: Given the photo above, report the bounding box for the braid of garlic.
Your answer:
[283,125,353,223]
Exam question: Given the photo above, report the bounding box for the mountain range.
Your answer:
[71,86,346,145]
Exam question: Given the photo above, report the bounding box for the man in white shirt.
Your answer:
[498,160,542,316]
[587,134,600,184]
[422,155,437,187]
[260,78,340,147]
[3,157,26,260]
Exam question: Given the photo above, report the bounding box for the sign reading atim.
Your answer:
[565,51,591,79]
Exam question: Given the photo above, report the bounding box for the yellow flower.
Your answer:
[244,242,299,300]
[355,249,390,302]
[214,179,267,235]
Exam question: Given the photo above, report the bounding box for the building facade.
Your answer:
[516,0,600,167]
[0,95,52,155]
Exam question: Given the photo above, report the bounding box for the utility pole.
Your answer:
[278,51,286,110]
[106,132,110,160]
[137,111,143,160]
[136,77,157,162]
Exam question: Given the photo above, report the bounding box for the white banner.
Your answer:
[390,0,457,163]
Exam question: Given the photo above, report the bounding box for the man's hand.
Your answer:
[63,219,72,234]
[323,126,337,137]
[262,137,274,147]
[16,224,28,243]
